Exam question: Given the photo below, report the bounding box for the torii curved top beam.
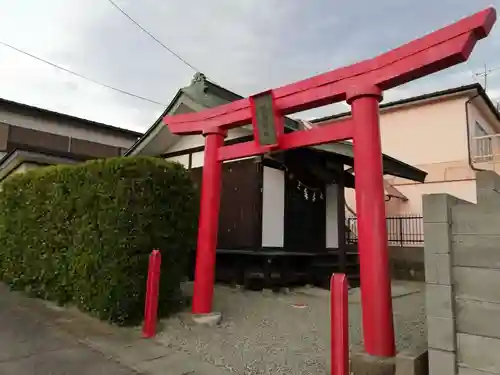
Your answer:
[163,7,496,135]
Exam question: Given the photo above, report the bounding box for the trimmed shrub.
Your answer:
[0,156,198,325]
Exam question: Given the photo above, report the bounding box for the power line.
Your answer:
[0,40,167,106]
[107,0,203,73]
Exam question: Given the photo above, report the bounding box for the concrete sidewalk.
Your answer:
[0,283,232,375]
[0,284,138,375]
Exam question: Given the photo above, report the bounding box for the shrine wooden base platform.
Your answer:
[185,246,360,290]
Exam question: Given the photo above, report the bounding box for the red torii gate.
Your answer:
[164,8,496,358]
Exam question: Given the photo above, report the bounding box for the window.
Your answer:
[474,121,488,137]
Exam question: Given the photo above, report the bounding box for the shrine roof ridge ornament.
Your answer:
[163,7,496,135]
[191,72,207,84]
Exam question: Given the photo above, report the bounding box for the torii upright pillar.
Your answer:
[348,85,394,354]
[192,127,226,314]
[163,7,496,359]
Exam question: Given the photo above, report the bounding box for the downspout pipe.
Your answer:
[465,92,485,172]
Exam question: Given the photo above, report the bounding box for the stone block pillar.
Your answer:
[423,171,500,375]
[423,194,465,375]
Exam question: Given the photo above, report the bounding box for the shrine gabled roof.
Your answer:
[311,142,427,183]
[264,144,426,186]
[125,73,299,156]
[125,73,428,182]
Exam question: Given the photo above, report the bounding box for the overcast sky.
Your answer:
[0,0,499,133]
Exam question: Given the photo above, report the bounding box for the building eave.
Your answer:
[0,96,142,137]
[311,83,495,123]
[473,84,500,126]
[0,147,89,182]
[312,142,427,183]
[124,89,183,156]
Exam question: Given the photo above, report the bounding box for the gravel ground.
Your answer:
[156,281,427,375]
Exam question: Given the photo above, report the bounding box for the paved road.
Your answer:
[0,286,138,375]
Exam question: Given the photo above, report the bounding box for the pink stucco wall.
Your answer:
[342,92,500,216]
[379,97,469,165]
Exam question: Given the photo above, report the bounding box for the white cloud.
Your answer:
[0,0,499,132]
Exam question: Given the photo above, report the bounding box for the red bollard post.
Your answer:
[142,249,161,338]
[331,273,349,375]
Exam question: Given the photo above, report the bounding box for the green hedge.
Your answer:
[0,156,198,325]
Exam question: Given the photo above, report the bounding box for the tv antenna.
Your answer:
[474,64,500,90]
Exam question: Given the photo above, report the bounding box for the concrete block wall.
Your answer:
[423,171,500,375]
[389,246,425,282]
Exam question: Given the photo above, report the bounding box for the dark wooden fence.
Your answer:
[346,215,424,246]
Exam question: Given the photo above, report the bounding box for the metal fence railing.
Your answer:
[474,135,495,162]
[346,215,424,246]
